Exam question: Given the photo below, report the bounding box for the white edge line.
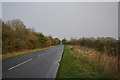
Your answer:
[8,59,32,70]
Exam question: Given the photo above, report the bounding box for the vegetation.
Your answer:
[2,19,60,55]
[62,38,68,44]
[68,37,118,56]
[0,20,2,55]
[56,45,119,78]
[0,20,1,60]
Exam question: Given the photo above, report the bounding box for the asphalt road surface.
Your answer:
[2,45,64,78]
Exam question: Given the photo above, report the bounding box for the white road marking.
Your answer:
[8,59,32,70]
[38,54,45,57]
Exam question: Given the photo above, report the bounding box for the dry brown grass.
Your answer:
[69,45,119,73]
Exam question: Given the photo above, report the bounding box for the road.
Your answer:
[2,45,64,78]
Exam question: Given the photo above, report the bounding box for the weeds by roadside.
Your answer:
[56,45,119,78]
[70,45,118,73]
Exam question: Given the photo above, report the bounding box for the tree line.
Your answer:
[0,20,1,54]
[2,19,60,54]
[62,37,118,56]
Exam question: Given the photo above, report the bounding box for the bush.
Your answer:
[69,38,118,56]
[2,19,60,54]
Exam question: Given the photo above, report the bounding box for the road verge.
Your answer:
[56,45,119,78]
[1,46,56,60]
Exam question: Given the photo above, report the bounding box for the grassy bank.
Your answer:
[1,46,55,60]
[56,45,119,78]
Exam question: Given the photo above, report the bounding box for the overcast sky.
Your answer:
[0,2,1,19]
[2,2,118,40]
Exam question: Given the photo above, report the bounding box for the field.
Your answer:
[56,45,119,78]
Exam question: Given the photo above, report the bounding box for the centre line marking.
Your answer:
[8,59,32,70]
[38,54,44,57]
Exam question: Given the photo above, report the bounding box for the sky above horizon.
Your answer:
[0,2,1,19]
[2,2,118,40]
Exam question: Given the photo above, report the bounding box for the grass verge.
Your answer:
[1,46,55,60]
[56,45,119,78]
